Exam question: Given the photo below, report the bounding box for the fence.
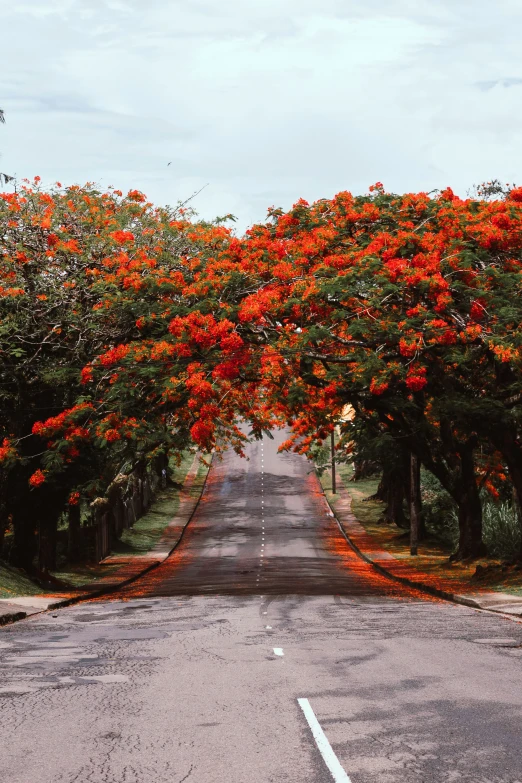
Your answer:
[92,471,159,562]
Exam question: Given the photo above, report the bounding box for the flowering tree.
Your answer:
[234,185,522,559]
[0,180,265,570]
[2,177,522,571]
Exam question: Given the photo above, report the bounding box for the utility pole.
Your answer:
[410,451,420,555]
[331,429,336,495]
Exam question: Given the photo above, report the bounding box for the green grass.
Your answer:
[323,461,384,528]
[0,563,45,599]
[58,451,200,576]
[112,450,198,555]
[51,562,121,589]
[114,485,185,555]
[319,459,522,596]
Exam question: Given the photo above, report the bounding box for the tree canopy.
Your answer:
[2,179,522,569]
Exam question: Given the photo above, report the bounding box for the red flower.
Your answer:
[29,469,46,488]
[508,187,522,202]
[406,366,427,391]
[81,366,94,383]
[190,420,214,446]
[127,190,146,202]
[68,491,80,506]
[110,230,135,244]
[470,300,485,322]
[370,378,389,395]
[406,375,427,391]
[104,429,121,442]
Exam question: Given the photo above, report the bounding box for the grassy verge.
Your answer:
[1,450,207,596]
[319,461,522,597]
[0,563,46,600]
[112,450,196,557]
[52,450,205,589]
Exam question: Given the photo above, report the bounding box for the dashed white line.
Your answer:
[273,648,284,656]
[297,699,352,783]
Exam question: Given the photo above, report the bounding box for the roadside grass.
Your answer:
[112,450,196,556]
[1,450,207,596]
[0,563,46,599]
[320,461,522,597]
[52,451,202,589]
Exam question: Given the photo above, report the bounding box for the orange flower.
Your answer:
[29,469,46,487]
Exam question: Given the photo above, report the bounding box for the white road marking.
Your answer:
[266,625,272,629]
[273,648,284,656]
[297,699,352,783]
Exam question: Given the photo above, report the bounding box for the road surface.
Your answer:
[1,430,522,783]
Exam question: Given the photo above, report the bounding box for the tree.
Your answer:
[233,184,522,560]
[0,180,273,570]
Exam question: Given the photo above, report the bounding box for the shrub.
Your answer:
[482,499,521,561]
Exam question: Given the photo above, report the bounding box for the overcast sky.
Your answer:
[1,0,521,234]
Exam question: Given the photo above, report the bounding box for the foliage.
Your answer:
[482,499,521,561]
[421,469,459,548]
[3,176,522,570]
[0,180,267,569]
[232,183,522,558]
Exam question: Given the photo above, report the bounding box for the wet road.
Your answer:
[1,431,522,783]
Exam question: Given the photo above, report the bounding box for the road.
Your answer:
[1,430,522,783]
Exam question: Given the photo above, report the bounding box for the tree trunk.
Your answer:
[351,458,380,481]
[38,514,57,574]
[409,452,421,555]
[10,511,38,571]
[331,430,336,494]
[371,464,391,502]
[381,476,409,528]
[377,456,409,529]
[67,503,82,563]
[451,445,485,560]
[490,428,522,562]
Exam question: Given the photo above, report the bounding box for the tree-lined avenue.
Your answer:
[1,434,522,782]
[119,428,417,598]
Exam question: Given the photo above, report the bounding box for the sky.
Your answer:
[1,0,521,234]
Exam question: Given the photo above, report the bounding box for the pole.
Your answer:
[331,429,336,495]
[410,451,419,555]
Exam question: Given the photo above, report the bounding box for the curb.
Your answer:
[0,610,26,627]
[315,469,522,619]
[1,454,212,626]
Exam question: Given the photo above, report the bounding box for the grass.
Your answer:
[112,450,196,556]
[54,451,203,589]
[320,460,522,597]
[1,450,207,596]
[0,562,46,600]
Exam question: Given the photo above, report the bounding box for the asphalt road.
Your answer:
[1,430,522,783]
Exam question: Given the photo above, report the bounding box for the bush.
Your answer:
[482,499,521,561]
[420,469,459,548]
[421,469,521,559]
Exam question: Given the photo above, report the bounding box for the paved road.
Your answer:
[1,431,522,783]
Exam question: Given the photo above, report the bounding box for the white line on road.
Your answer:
[297,699,352,783]
[273,648,284,656]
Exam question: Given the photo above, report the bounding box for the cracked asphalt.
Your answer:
[1,430,522,783]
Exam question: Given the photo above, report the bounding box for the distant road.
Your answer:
[1,430,522,782]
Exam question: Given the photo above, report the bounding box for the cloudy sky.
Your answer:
[1,0,521,233]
